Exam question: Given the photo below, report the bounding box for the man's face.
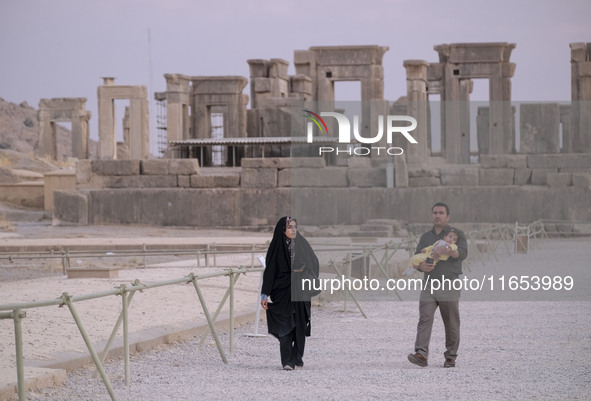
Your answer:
[432,206,450,228]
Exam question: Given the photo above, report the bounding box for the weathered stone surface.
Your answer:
[480,154,527,169]
[291,168,348,187]
[527,154,591,169]
[348,158,372,168]
[104,175,178,188]
[546,172,572,187]
[277,169,291,187]
[241,158,291,169]
[168,159,200,175]
[519,103,560,153]
[409,176,440,187]
[92,160,140,176]
[572,172,591,188]
[408,167,439,178]
[190,175,215,188]
[53,190,88,224]
[52,186,591,228]
[141,160,169,175]
[177,175,191,188]
[514,168,532,185]
[531,168,558,185]
[347,168,386,188]
[241,168,277,188]
[479,168,515,186]
[241,157,325,169]
[213,175,240,187]
[439,165,479,186]
[75,160,92,185]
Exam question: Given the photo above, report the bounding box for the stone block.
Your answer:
[394,156,408,188]
[53,190,88,224]
[514,168,532,185]
[241,168,278,188]
[177,175,191,188]
[290,168,348,187]
[527,154,591,169]
[104,175,178,188]
[531,168,557,185]
[190,175,215,188]
[253,77,271,92]
[572,173,591,188]
[168,159,200,175]
[75,160,92,184]
[67,267,119,279]
[347,168,386,188]
[409,176,441,187]
[439,165,479,186]
[241,158,291,169]
[278,169,291,187]
[141,160,169,175]
[546,172,572,187]
[479,154,527,169]
[519,103,560,153]
[213,175,240,187]
[348,158,372,168]
[92,160,140,176]
[479,168,515,186]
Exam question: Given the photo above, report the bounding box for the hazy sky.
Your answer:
[1,0,589,150]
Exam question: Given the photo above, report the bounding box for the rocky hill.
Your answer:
[0,97,98,176]
[0,97,74,156]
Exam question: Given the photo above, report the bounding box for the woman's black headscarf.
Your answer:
[262,216,319,338]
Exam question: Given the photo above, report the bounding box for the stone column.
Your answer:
[570,42,591,152]
[71,111,90,159]
[489,62,516,154]
[164,74,191,143]
[128,94,150,159]
[98,78,117,160]
[477,106,489,155]
[403,60,429,166]
[459,79,473,163]
[37,110,56,160]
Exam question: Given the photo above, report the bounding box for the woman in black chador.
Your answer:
[260,216,320,370]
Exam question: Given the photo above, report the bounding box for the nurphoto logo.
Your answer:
[303,110,418,156]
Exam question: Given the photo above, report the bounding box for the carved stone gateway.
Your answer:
[415,42,516,163]
[97,78,149,160]
[37,98,91,160]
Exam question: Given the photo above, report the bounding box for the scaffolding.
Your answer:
[154,92,167,158]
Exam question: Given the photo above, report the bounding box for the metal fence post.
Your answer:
[61,293,118,401]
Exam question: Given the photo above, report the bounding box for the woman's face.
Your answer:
[285,219,297,239]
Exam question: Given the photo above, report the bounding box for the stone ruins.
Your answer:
[41,42,591,227]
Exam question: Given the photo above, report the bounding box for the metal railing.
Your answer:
[1,266,263,401]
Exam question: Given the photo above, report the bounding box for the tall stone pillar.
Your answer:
[164,74,191,142]
[71,113,90,159]
[403,60,429,166]
[98,78,117,160]
[459,79,473,163]
[489,63,515,154]
[38,110,56,159]
[570,42,591,152]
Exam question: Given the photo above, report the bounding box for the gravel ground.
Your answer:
[21,297,591,401]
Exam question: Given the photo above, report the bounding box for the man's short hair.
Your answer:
[432,202,450,215]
